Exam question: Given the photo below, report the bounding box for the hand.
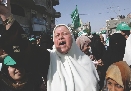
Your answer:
[97,59,104,66]
[1,54,8,58]
[0,54,8,63]
[89,55,94,60]
[0,0,11,21]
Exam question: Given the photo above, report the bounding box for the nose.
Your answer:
[110,86,115,91]
[59,34,64,40]
[16,68,20,71]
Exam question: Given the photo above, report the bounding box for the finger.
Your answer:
[98,60,101,63]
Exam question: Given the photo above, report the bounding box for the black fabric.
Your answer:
[1,20,50,72]
[91,35,106,90]
[40,33,53,49]
[0,20,50,88]
[0,72,45,91]
[0,20,25,43]
[29,45,50,81]
[121,30,130,37]
[0,21,31,70]
[102,33,126,71]
[0,21,29,54]
[100,33,126,90]
[91,35,106,60]
[0,24,5,35]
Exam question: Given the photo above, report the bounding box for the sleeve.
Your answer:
[29,46,50,81]
[123,35,131,66]
[37,48,50,80]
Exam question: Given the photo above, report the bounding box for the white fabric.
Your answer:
[47,24,99,91]
[102,34,107,41]
[115,31,121,33]
[0,63,2,71]
[0,54,8,71]
[92,60,99,65]
[123,34,131,66]
[106,39,109,46]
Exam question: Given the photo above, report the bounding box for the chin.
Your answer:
[14,76,22,80]
[61,51,68,54]
[61,49,69,54]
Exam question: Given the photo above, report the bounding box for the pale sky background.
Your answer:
[54,0,131,32]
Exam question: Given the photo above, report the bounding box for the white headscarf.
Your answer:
[123,34,131,66]
[47,24,99,91]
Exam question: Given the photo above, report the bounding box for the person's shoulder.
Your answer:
[112,33,122,37]
[31,46,50,58]
[110,33,124,39]
[36,46,50,54]
[9,20,24,32]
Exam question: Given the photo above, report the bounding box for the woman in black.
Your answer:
[90,34,106,91]
[0,40,46,91]
[0,0,50,90]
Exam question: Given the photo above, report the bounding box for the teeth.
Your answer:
[59,41,66,45]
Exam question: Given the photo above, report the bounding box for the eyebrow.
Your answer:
[55,31,70,34]
[107,81,111,83]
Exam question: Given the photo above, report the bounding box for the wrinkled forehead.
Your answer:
[53,24,73,41]
[53,24,71,34]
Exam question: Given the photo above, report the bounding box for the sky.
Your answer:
[54,0,131,32]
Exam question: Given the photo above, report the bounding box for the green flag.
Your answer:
[71,5,80,29]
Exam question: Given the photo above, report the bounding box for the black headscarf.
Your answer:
[91,35,106,60]
[102,33,126,72]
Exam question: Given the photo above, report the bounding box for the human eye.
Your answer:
[63,32,68,35]
[55,34,59,38]
[107,81,112,85]
[116,84,123,88]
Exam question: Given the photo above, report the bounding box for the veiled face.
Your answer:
[54,26,72,54]
[82,44,90,55]
[107,78,124,91]
[8,66,25,81]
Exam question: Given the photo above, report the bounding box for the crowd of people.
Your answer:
[0,0,131,91]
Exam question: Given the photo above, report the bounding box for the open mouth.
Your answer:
[59,41,66,46]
